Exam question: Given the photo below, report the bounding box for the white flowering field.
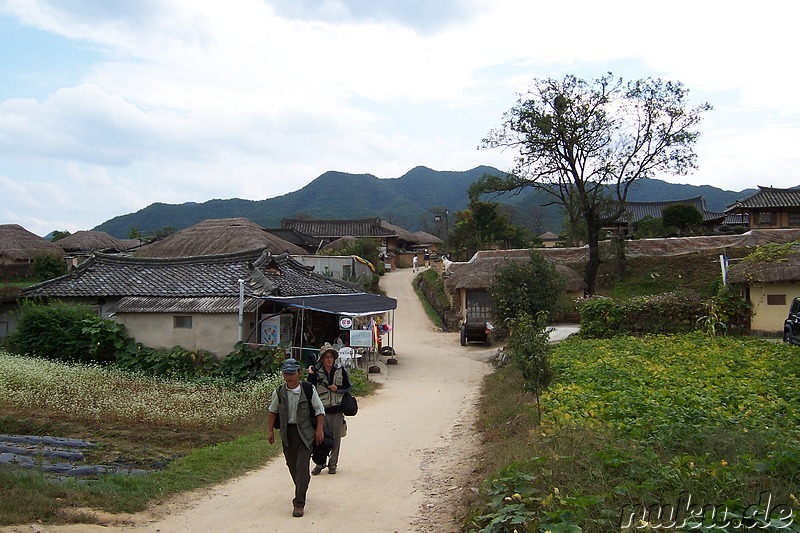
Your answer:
[0,351,284,429]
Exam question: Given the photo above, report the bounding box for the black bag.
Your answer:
[341,392,358,416]
[312,417,335,464]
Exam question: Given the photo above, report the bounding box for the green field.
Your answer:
[466,333,800,532]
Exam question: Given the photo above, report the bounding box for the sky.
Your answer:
[1,0,799,237]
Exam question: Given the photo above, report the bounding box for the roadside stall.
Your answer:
[257,293,397,372]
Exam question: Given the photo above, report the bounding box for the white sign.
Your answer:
[349,329,373,347]
[339,316,353,330]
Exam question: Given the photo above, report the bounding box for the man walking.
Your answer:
[268,358,325,518]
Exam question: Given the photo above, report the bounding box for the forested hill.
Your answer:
[93,166,757,239]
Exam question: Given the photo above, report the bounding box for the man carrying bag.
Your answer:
[267,358,326,518]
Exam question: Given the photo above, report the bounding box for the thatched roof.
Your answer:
[57,230,129,253]
[320,236,357,252]
[445,251,586,293]
[0,224,64,261]
[378,221,418,244]
[412,231,443,245]
[134,218,306,258]
[727,251,800,284]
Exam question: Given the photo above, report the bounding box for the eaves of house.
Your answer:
[725,186,800,212]
[21,249,360,313]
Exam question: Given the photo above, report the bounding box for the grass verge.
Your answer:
[413,271,445,330]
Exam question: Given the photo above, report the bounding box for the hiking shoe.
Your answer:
[311,464,325,476]
[292,506,304,518]
[328,466,337,474]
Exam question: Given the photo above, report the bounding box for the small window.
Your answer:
[342,265,352,278]
[789,212,800,226]
[173,315,193,329]
[758,212,776,225]
[767,294,786,306]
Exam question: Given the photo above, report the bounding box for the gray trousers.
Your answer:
[283,424,312,508]
[314,411,344,468]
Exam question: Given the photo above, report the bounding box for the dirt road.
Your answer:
[21,266,495,533]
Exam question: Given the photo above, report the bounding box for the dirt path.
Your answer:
[18,267,495,533]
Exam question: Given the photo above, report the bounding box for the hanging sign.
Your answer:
[339,316,353,330]
[350,329,373,347]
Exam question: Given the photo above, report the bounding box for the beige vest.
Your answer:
[315,366,345,408]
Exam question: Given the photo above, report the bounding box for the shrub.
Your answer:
[9,301,116,363]
[214,342,283,381]
[579,292,706,339]
[489,250,565,336]
[31,253,67,281]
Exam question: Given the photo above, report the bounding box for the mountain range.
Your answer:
[93,166,758,239]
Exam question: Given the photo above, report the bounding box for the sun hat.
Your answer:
[319,342,338,358]
[281,358,301,373]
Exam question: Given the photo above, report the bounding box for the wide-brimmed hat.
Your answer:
[319,342,338,358]
[281,358,301,373]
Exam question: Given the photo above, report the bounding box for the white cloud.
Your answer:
[1,0,799,237]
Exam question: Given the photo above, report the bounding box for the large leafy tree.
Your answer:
[662,203,703,235]
[477,73,711,293]
[449,197,530,260]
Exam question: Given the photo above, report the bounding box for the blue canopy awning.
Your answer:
[260,293,397,316]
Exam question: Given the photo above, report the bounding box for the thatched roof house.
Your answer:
[135,218,305,258]
[726,246,800,334]
[280,217,439,255]
[412,231,443,247]
[0,224,64,265]
[727,252,800,286]
[442,248,586,325]
[320,236,357,253]
[57,230,130,253]
[445,250,585,294]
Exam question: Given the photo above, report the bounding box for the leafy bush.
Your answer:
[12,301,284,382]
[31,253,67,281]
[579,289,751,339]
[579,292,706,338]
[489,250,565,336]
[215,342,283,381]
[114,343,218,380]
[9,301,117,363]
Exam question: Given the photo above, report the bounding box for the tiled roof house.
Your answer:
[22,249,394,356]
[280,217,432,252]
[725,186,800,229]
[608,196,725,234]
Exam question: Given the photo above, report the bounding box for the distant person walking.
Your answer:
[424,249,430,268]
[307,343,351,475]
[267,358,326,518]
[412,254,418,272]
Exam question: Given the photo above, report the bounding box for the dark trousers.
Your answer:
[283,424,312,508]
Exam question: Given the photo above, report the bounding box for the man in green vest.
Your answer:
[267,358,325,518]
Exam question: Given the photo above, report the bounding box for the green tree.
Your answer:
[32,253,67,280]
[49,230,70,241]
[478,73,711,293]
[507,311,552,422]
[488,250,565,333]
[448,197,530,259]
[662,203,703,235]
[632,215,665,239]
